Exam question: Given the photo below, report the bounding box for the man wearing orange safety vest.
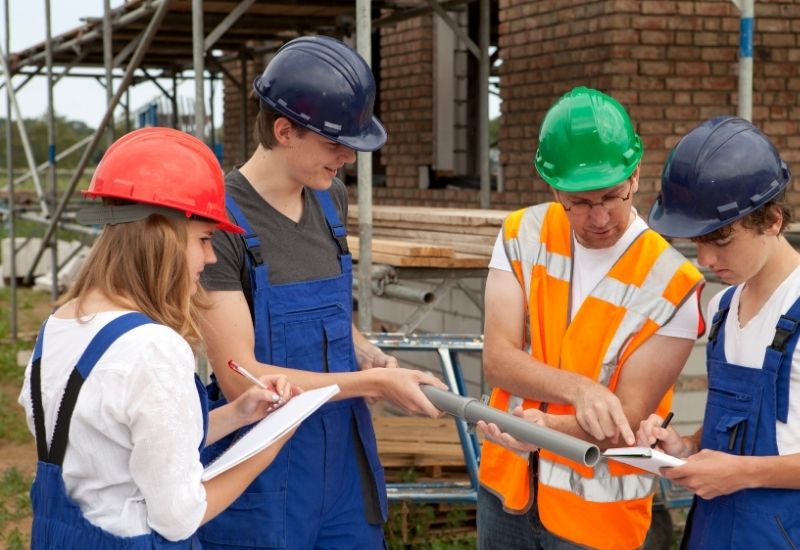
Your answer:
[475,87,704,550]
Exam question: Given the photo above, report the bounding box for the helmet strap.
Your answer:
[76,203,191,227]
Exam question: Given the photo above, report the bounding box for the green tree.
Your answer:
[0,115,97,170]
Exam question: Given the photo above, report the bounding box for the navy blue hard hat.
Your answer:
[253,35,387,152]
[649,116,791,238]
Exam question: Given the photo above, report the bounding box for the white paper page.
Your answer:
[202,384,340,481]
[602,446,686,476]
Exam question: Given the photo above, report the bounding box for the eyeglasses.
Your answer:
[560,183,633,215]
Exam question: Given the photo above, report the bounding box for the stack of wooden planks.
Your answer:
[347,205,510,268]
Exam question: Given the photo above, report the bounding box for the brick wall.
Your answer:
[497,0,800,214]
[220,55,264,171]
[222,2,800,214]
[374,16,437,203]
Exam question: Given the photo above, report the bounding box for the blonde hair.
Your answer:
[60,214,207,350]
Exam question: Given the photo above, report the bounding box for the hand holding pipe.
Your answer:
[420,385,600,467]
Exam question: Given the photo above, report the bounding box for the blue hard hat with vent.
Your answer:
[649,116,791,238]
[253,35,387,152]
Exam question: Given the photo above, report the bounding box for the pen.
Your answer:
[227,360,282,403]
[651,412,674,449]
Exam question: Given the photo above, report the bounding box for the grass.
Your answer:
[5,170,92,194]
[0,468,32,548]
[0,283,50,547]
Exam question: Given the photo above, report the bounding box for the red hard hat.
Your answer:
[83,127,243,234]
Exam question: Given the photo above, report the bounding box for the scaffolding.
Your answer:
[1,0,496,340]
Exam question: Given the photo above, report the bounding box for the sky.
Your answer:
[2,1,501,128]
[1,0,220,128]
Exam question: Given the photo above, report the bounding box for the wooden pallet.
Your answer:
[374,415,468,479]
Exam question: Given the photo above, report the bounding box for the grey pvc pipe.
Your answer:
[421,385,600,467]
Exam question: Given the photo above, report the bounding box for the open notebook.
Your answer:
[603,447,686,476]
[202,384,340,481]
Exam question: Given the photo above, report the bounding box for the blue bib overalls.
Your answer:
[29,312,209,549]
[198,191,387,549]
[682,287,800,549]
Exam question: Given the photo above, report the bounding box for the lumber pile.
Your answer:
[347,205,510,268]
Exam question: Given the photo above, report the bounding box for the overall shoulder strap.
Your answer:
[226,195,263,266]
[31,321,50,461]
[313,189,349,256]
[707,286,736,344]
[45,312,154,465]
[765,296,800,423]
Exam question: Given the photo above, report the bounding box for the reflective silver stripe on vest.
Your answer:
[503,204,568,414]
[504,205,572,300]
[539,456,656,502]
[593,243,689,385]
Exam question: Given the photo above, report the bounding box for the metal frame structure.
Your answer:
[1,0,496,340]
[367,332,483,502]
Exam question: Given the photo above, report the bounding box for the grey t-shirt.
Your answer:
[200,169,349,307]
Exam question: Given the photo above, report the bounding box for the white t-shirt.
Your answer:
[706,265,800,455]
[18,311,207,541]
[489,214,700,340]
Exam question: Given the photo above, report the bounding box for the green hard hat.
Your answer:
[534,86,643,192]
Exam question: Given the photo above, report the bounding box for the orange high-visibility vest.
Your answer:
[478,203,703,550]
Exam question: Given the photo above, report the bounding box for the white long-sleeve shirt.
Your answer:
[18,311,208,541]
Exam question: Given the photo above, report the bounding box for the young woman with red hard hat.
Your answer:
[19,127,300,549]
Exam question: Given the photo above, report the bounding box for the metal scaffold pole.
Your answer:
[192,0,205,140]
[44,0,58,300]
[736,0,754,121]
[478,0,490,208]
[0,44,48,218]
[4,0,17,340]
[103,0,115,145]
[356,0,373,332]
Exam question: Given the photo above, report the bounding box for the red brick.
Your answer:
[694,32,726,47]
[665,105,700,119]
[762,34,797,48]
[758,19,793,33]
[666,46,701,60]
[763,121,798,135]
[633,16,668,30]
[642,1,677,15]
[764,64,798,77]
[640,61,673,76]
[665,76,702,90]
[631,45,664,60]
[692,91,730,106]
[675,61,711,75]
[696,3,735,17]
[702,47,736,62]
[639,90,674,104]
[612,0,641,14]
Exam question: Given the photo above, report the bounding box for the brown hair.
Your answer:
[60,215,207,350]
[251,91,306,149]
[693,196,793,243]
